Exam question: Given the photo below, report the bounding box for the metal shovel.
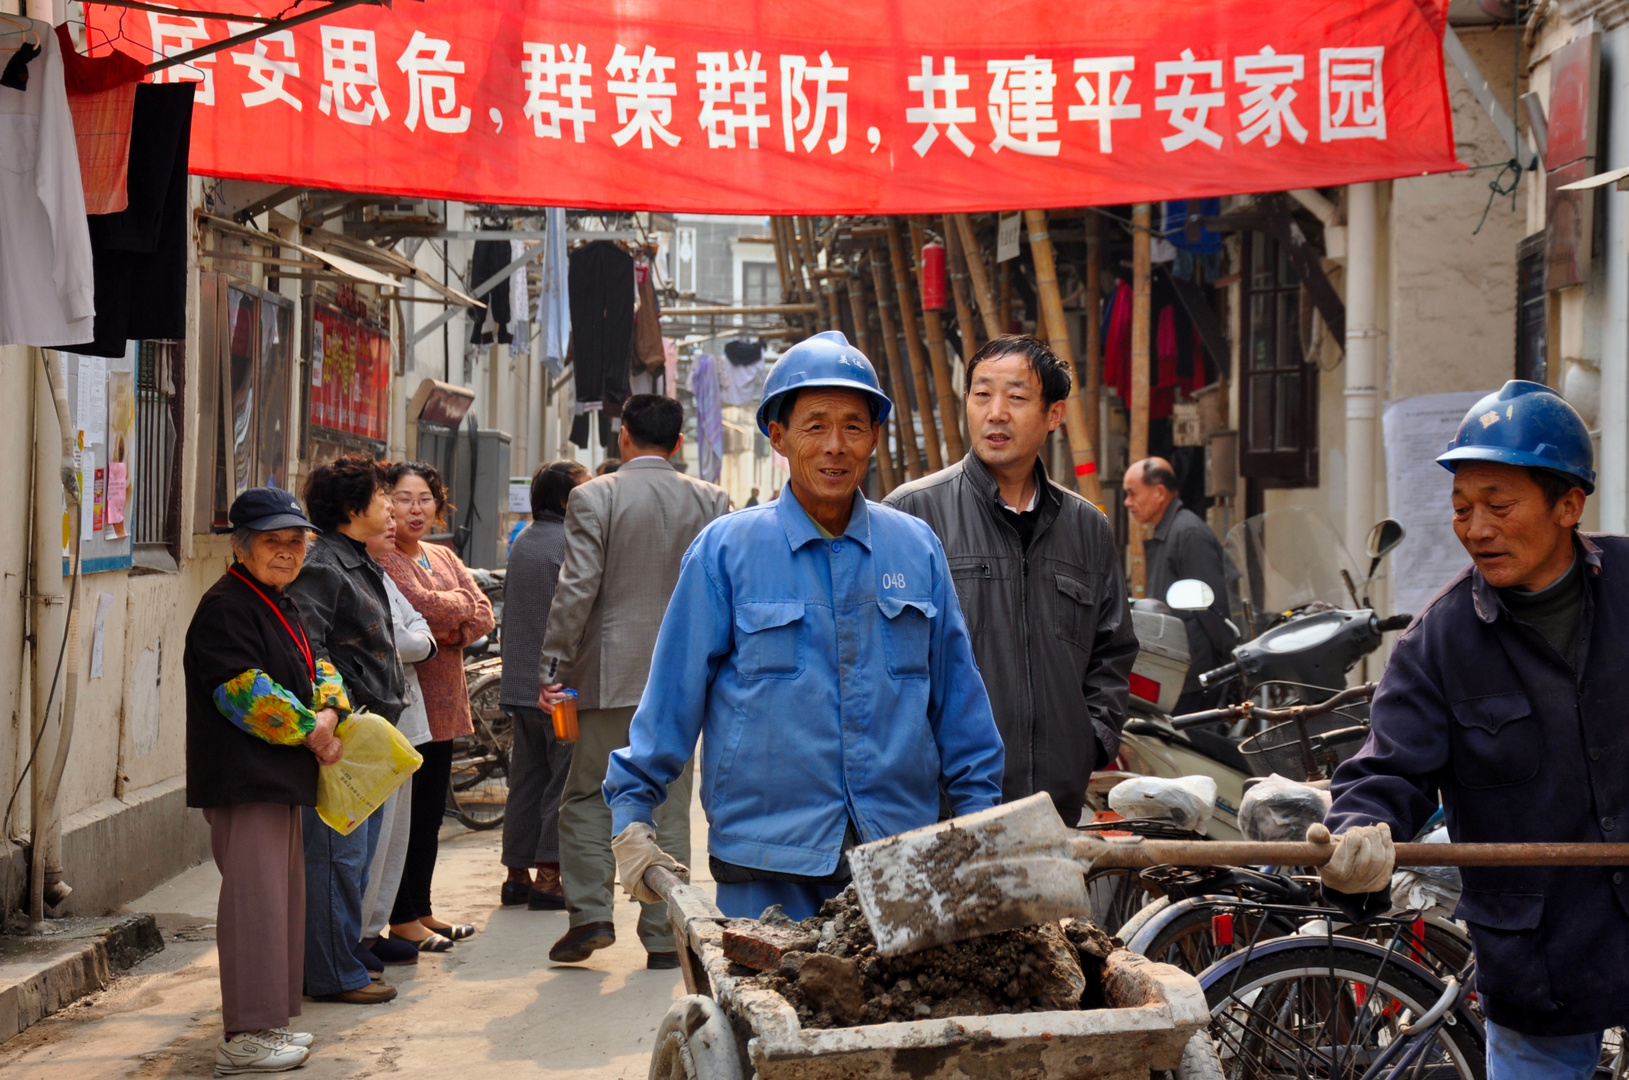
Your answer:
[848,793,1629,957]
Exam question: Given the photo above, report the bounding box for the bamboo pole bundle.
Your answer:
[944,214,978,456]
[797,217,834,330]
[885,218,945,473]
[1129,202,1153,598]
[1083,213,1103,475]
[1024,209,1101,505]
[845,270,897,494]
[868,254,924,480]
[910,217,965,462]
[771,217,797,306]
[952,214,1004,341]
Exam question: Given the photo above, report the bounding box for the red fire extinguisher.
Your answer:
[919,241,946,311]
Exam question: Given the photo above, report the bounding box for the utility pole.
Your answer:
[1128,202,1153,598]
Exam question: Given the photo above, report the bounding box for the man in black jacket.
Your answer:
[1124,457,1236,712]
[886,335,1137,826]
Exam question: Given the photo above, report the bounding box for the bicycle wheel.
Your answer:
[1202,940,1485,1080]
[1135,902,1298,975]
[447,670,511,830]
[1085,867,1162,936]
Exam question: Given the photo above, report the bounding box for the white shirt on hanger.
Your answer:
[0,23,95,348]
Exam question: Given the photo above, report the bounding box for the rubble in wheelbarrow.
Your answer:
[725,885,1122,1029]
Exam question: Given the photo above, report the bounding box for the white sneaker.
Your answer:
[268,1028,314,1049]
[214,1030,310,1075]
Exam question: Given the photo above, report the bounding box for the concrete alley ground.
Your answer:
[0,800,711,1080]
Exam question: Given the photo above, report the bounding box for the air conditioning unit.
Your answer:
[362,199,443,225]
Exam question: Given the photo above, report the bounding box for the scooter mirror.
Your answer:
[1165,578,1215,611]
[1366,519,1405,560]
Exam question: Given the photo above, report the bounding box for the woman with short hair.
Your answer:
[498,460,589,908]
[185,487,346,1074]
[378,461,494,949]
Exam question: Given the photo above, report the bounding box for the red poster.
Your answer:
[89,0,1459,213]
[309,304,389,443]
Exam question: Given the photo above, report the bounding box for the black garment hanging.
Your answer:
[0,40,40,91]
[81,83,194,358]
[724,338,763,366]
[568,240,635,417]
[468,240,513,345]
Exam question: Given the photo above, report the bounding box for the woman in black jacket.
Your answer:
[185,488,346,1075]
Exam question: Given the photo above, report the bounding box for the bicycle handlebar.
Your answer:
[1169,682,1378,731]
[1377,613,1414,632]
[1196,661,1240,690]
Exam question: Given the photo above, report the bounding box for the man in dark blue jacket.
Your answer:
[1320,381,1622,1079]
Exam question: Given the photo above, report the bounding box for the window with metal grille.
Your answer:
[1515,232,1547,385]
[1240,231,1318,487]
[135,341,184,562]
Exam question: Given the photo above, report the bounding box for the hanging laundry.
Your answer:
[537,206,570,375]
[57,24,144,214]
[568,240,634,421]
[662,337,679,397]
[1,37,39,90]
[719,338,765,407]
[632,260,665,374]
[79,83,195,357]
[1164,198,1222,254]
[508,238,530,357]
[1101,280,1133,402]
[0,22,95,348]
[468,240,513,345]
[689,351,725,484]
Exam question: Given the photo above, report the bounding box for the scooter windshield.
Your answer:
[1224,509,1363,636]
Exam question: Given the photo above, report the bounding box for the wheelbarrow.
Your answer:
[643,867,1225,1080]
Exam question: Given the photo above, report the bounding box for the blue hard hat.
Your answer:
[754,331,893,436]
[1436,380,1595,495]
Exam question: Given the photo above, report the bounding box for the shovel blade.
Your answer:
[848,794,1090,956]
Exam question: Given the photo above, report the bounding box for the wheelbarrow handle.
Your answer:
[1073,837,1629,869]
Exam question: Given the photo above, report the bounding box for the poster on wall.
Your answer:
[61,348,137,575]
[309,303,390,445]
[1383,390,1483,618]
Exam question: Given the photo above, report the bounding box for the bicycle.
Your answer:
[447,656,510,830]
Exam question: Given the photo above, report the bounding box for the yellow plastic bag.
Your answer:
[316,710,423,835]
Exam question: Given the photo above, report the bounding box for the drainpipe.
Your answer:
[28,351,79,924]
[1343,183,1379,566]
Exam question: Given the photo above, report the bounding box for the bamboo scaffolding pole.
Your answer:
[998,263,1013,338]
[910,217,966,462]
[771,216,798,306]
[885,218,945,473]
[868,254,925,480]
[1083,213,1103,480]
[844,273,897,494]
[952,213,1004,341]
[1129,202,1153,598]
[778,217,812,337]
[797,217,834,330]
[1025,210,1101,504]
[944,214,978,456]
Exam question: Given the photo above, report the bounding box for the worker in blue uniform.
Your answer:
[603,331,1005,920]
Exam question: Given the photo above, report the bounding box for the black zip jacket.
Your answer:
[886,452,1137,824]
[285,530,406,722]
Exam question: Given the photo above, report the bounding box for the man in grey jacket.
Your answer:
[886,336,1137,826]
[538,395,731,967]
[1124,457,1236,713]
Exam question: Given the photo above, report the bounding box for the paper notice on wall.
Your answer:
[508,478,531,514]
[90,591,115,679]
[79,448,95,547]
[997,213,1022,263]
[107,461,128,527]
[77,354,106,449]
[1383,391,1485,619]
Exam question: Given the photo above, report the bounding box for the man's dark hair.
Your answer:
[1140,460,1179,494]
[303,453,388,532]
[622,394,684,452]
[532,460,588,517]
[966,334,1072,406]
[1529,467,1585,508]
[387,460,453,527]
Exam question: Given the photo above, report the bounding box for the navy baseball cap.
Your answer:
[229,487,315,532]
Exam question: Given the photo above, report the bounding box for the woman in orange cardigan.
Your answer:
[378,462,495,951]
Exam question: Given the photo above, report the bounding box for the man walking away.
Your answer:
[1123,457,1236,713]
[539,394,731,968]
[886,335,1137,827]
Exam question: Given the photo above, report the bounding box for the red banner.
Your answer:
[89,0,1459,213]
[309,304,389,443]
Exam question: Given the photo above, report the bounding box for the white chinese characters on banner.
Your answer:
[906,56,976,157]
[1322,47,1386,140]
[697,50,769,148]
[1069,56,1139,153]
[228,25,301,111]
[397,30,471,133]
[1235,47,1307,146]
[149,14,215,105]
[987,56,1059,156]
[606,44,680,148]
[522,43,596,140]
[1154,48,1224,151]
[319,27,390,125]
[781,52,848,153]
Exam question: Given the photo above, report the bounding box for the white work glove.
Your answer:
[613,822,689,905]
[1308,821,1395,894]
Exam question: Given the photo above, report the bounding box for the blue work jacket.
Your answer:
[1328,533,1629,1037]
[604,491,1005,877]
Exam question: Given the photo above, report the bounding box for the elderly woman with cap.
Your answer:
[184,487,348,1075]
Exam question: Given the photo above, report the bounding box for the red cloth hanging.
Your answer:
[1103,280,1133,401]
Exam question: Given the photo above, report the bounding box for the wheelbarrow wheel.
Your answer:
[648,995,744,1080]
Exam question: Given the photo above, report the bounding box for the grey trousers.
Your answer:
[558,705,692,952]
[361,777,413,939]
[205,803,303,1034]
[502,706,573,867]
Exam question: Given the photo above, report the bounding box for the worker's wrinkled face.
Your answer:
[1452,461,1585,590]
[1122,464,1173,525]
[966,352,1065,476]
[768,389,879,514]
[239,528,311,589]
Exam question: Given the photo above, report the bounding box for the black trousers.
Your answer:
[391,739,453,924]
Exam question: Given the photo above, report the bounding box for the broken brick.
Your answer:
[723,921,820,972]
